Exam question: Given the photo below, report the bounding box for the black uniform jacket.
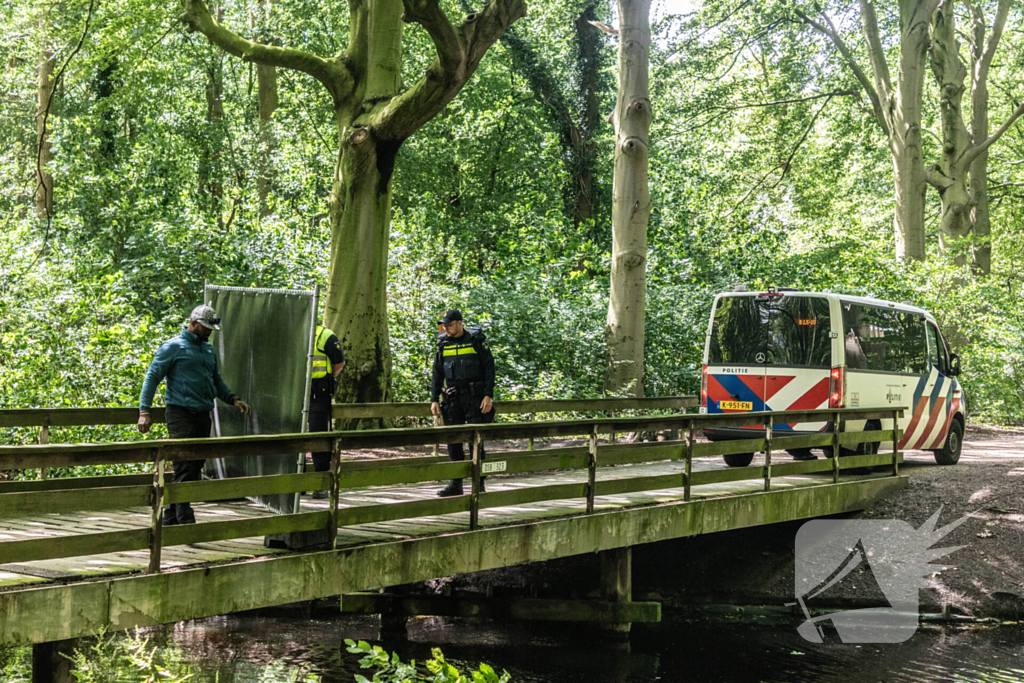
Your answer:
[430,328,495,402]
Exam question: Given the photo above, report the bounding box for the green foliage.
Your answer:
[2,0,1024,472]
[0,645,31,682]
[344,639,510,683]
[69,630,192,683]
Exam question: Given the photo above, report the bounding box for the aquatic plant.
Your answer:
[345,639,510,683]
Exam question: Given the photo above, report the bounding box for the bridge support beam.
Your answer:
[599,547,633,640]
[32,638,77,683]
[340,592,660,624]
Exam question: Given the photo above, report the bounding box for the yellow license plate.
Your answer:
[720,401,753,411]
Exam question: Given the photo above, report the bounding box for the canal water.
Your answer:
[85,611,1024,682]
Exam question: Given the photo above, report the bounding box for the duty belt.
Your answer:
[444,381,485,396]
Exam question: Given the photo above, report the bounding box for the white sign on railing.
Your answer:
[482,461,507,474]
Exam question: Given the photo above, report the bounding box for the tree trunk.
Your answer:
[323,0,405,416]
[199,32,225,226]
[35,35,54,218]
[254,0,278,216]
[257,63,277,215]
[604,0,651,398]
[969,83,990,274]
[928,0,973,265]
[324,128,399,412]
[572,5,602,233]
[890,0,931,262]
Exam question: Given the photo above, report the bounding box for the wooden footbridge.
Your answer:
[0,398,907,680]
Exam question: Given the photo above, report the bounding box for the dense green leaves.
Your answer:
[2,0,1024,450]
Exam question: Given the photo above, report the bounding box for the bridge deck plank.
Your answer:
[0,452,884,590]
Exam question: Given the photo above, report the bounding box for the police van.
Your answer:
[700,289,965,467]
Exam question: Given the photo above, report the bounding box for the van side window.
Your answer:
[841,303,928,374]
[926,324,941,370]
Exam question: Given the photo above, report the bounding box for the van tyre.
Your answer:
[933,420,963,466]
[723,452,755,468]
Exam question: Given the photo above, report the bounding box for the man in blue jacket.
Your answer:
[138,304,251,525]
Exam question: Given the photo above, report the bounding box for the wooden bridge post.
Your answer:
[586,425,597,514]
[37,424,49,479]
[432,415,440,458]
[32,638,77,683]
[891,409,900,476]
[763,415,773,492]
[832,412,842,484]
[599,547,632,640]
[148,454,165,574]
[329,438,340,549]
[470,431,482,530]
[527,412,535,451]
[683,421,693,501]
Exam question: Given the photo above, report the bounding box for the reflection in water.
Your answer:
[130,613,1022,683]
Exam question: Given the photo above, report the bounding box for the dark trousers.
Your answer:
[441,394,494,463]
[308,408,332,472]
[163,405,212,525]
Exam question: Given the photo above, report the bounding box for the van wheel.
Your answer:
[933,420,963,465]
[723,452,755,468]
[855,421,881,456]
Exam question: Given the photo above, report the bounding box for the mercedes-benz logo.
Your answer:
[755,352,766,363]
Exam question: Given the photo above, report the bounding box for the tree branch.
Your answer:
[368,0,527,141]
[179,0,351,102]
[980,0,1011,73]
[402,0,465,75]
[704,89,858,113]
[857,0,893,101]
[963,100,1024,168]
[795,8,890,137]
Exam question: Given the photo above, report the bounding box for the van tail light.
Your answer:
[829,367,844,409]
[701,365,708,407]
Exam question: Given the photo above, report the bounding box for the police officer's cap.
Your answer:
[438,309,463,324]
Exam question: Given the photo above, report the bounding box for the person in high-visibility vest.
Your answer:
[308,323,346,498]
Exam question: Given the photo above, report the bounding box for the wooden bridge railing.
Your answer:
[0,407,903,574]
[0,397,698,476]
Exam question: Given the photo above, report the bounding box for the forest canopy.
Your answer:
[2,0,1024,442]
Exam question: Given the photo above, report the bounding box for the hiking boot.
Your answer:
[437,479,464,497]
[311,490,328,500]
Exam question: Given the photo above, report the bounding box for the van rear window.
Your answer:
[708,296,832,367]
[842,303,928,374]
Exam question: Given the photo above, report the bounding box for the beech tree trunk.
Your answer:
[889,2,930,262]
[254,0,278,216]
[928,0,971,265]
[925,0,1022,271]
[180,0,526,414]
[35,35,54,218]
[799,0,932,262]
[604,0,651,397]
[199,21,225,227]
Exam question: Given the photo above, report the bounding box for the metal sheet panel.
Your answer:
[203,286,315,513]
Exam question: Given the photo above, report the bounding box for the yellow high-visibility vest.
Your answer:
[311,325,335,379]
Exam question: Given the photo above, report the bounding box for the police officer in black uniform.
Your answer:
[430,309,496,497]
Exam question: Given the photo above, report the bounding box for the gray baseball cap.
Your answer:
[190,304,222,331]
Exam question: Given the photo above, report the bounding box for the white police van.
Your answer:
[700,289,965,467]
